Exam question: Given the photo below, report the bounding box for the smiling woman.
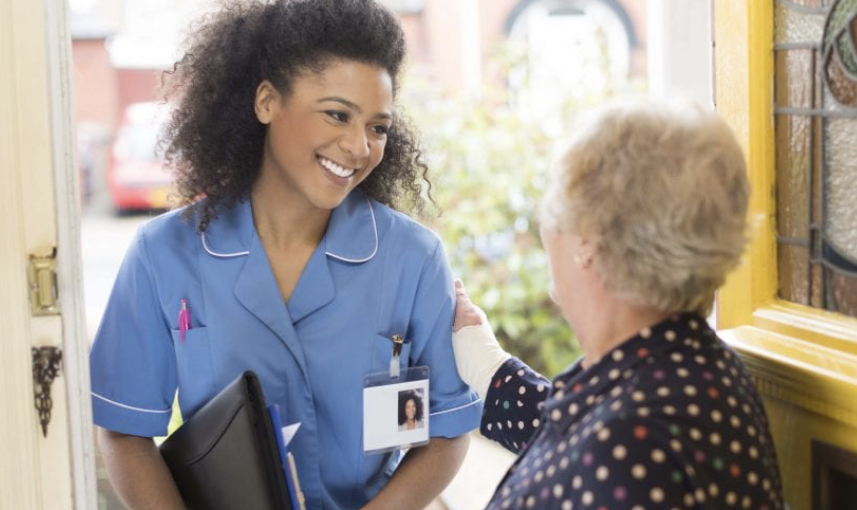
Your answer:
[87,1,480,510]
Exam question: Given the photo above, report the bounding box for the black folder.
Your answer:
[159,371,294,510]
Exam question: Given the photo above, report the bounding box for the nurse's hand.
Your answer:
[452,280,511,401]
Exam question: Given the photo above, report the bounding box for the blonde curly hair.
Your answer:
[540,98,750,315]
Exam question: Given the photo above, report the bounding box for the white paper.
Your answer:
[281,422,301,447]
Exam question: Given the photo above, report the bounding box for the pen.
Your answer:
[178,299,191,341]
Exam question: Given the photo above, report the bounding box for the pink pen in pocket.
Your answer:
[178,299,191,342]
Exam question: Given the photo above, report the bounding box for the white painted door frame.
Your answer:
[0,0,97,508]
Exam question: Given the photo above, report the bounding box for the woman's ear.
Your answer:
[254,80,279,124]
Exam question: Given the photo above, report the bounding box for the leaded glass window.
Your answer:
[774,0,857,317]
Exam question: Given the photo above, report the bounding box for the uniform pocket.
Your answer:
[170,327,217,417]
[371,334,413,373]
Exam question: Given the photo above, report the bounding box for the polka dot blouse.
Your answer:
[481,313,784,509]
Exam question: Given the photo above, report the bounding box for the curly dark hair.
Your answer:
[161,0,431,231]
[397,390,424,426]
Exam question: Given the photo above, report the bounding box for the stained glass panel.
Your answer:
[775,115,810,238]
[774,0,857,319]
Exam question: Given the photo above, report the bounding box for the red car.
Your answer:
[107,102,174,213]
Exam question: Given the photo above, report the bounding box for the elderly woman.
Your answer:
[453,99,784,509]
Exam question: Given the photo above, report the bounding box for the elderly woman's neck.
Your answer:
[578,301,670,370]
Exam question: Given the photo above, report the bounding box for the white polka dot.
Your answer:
[637,407,650,417]
[518,421,525,430]
[551,409,562,422]
[547,465,556,477]
[683,385,697,397]
[726,491,737,506]
[632,391,645,402]
[610,386,623,397]
[504,375,512,383]
[665,330,676,341]
[597,428,611,442]
[595,465,609,481]
[517,369,525,377]
[730,415,741,427]
[608,368,620,380]
[695,488,706,502]
[561,501,573,510]
[651,449,666,463]
[730,440,742,454]
[741,495,752,509]
[497,422,503,430]
[708,483,719,497]
[670,439,682,452]
[709,432,722,446]
[677,367,689,378]
[657,386,670,397]
[507,420,512,429]
[572,475,582,489]
[687,403,700,416]
[641,327,652,338]
[610,400,622,412]
[568,403,578,416]
[553,484,564,498]
[534,470,544,482]
[749,446,759,459]
[683,493,695,506]
[663,405,676,415]
[650,487,664,503]
[525,495,535,508]
[747,425,757,437]
[748,471,759,485]
[560,457,569,469]
[518,386,526,395]
[689,319,699,329]
[532,418,540,428]
[711,410,723,422]
[689,428,702,440]
[612,444,627,460]
[537,384,545,393]
[517,400,524,408]
[631,463,646,479]
[612,350,624,362]
[671,352,684,363]
[487,423,492,431]
[589,376,600,386]
[581,491,593,505]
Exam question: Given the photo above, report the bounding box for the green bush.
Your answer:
[403,83,581,376]
[404,40,644,376]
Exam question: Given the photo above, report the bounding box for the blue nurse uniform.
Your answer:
[89,189,482,509]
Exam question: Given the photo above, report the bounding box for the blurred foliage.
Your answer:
[402,41,643,376]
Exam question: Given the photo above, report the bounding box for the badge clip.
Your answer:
[389,334,404,379]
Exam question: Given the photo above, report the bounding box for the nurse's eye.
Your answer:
[324,111,349,123]
[370,124,390,136]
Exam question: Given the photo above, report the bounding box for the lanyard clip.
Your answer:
[389,334,404,379]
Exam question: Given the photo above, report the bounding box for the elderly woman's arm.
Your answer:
[453,281,550,453]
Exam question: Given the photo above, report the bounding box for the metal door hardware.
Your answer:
[32,346,62,437]
[28,247,59,316]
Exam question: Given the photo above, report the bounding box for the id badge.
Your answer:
[363,365,430,455]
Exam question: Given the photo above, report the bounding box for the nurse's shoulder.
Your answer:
[370,199,444,262]
[129,203,202,266]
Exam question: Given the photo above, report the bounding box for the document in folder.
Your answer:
[158,371,302,510]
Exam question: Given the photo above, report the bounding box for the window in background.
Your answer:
[774,0,857,318]
[505,0,638,129]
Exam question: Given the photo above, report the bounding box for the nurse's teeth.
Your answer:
[319,157,355,178]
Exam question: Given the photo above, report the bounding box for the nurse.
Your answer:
[89,1,481,509]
